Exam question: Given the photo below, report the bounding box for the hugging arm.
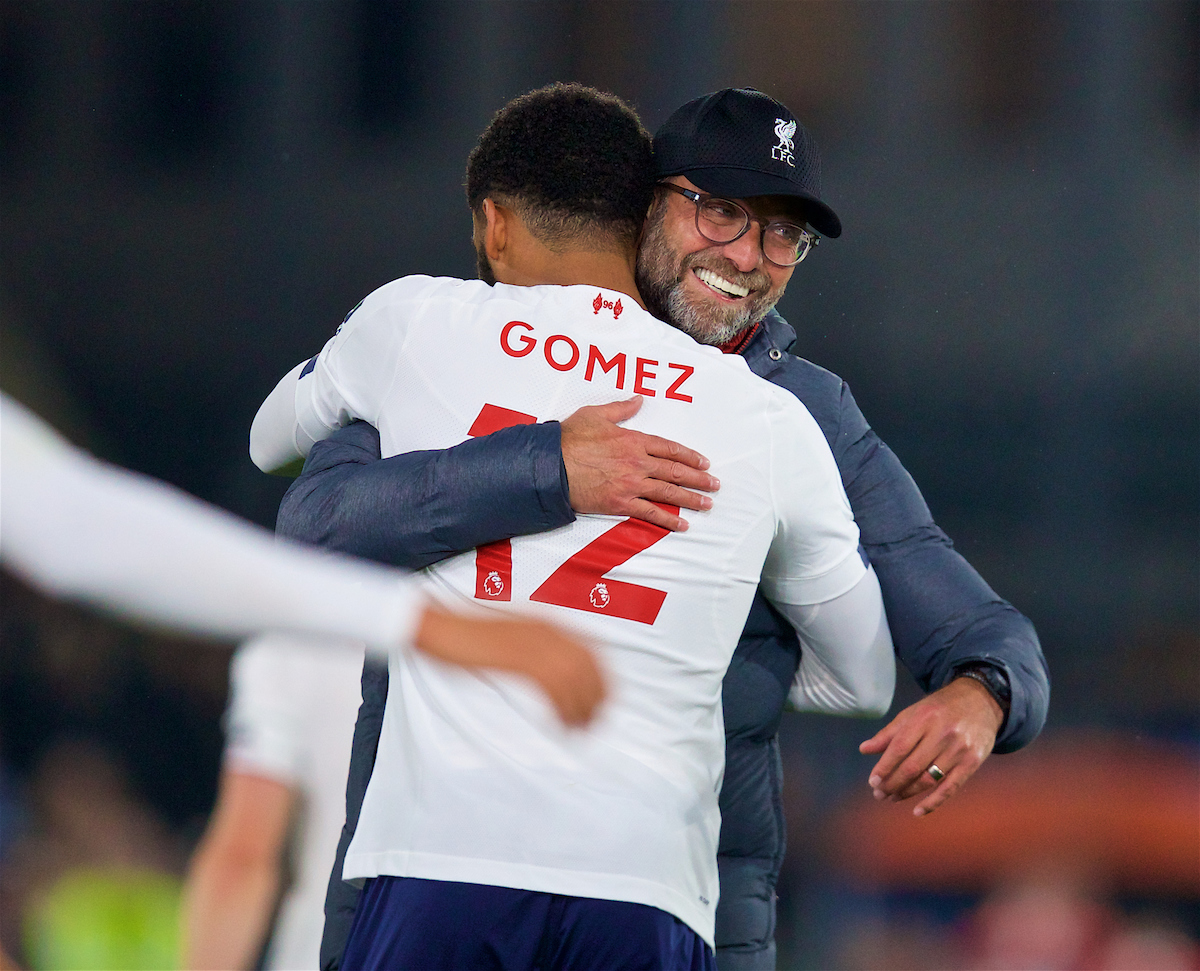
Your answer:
[277,419,572,568]
[778,562,896,717]
[275,398,719,565]
[2,395,421,652]
[762,309,1048,759]
[250,359,316,476]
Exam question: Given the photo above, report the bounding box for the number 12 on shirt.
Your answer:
[469,403,676,625]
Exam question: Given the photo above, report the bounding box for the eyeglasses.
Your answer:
[656,182,819,267]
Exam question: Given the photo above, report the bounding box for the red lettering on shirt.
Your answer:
[544,335,580,372]
[500,320,536,357]
[665,363,695,402]
[634,358,658,396]
[530,504,677,624]
[496,322,691,404]
[585,345,626,389]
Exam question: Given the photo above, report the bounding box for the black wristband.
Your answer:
[952,662,1011,734]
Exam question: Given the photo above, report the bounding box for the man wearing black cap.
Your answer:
[632,91,1045,968]
[263,87,1048,971]
[638,88,843,352]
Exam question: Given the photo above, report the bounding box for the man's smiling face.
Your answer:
[635,176,795,346]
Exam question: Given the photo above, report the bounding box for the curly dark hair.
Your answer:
[466,83,654,252]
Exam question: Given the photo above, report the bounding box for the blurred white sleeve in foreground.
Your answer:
[0,392,421,656]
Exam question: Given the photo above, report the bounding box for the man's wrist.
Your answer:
[548,420,572,510]
[952,662,1011,734]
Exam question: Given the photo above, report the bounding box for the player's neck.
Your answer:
[492,232,646,310]
[511,249,645,309]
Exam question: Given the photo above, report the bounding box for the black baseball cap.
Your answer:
[653,88,842,238]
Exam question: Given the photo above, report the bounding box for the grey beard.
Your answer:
[636,203,782,347]
[639,265,782,347]
[661,284,760,346]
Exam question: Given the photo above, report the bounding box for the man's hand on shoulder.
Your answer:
[560,396,719,532]
[858,676,1003,818]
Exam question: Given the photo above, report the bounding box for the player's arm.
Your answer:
[762,566,895,720]
[249,358,314,476]
[249,281,421,477]
[3,395,420,650]
[760,402,895,718]
[776,562,896,716]
[181,770,294,970]
[765,310,1046,750]
[840,408,1041,746]
[276,397,719,571]
[1,397,605,726]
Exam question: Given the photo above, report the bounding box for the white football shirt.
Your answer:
[224,635,364,971]
[287,276,867,945]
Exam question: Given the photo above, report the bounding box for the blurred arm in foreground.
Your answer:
[0,393,605,729]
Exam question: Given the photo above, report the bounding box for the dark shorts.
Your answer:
[341,875,716,971]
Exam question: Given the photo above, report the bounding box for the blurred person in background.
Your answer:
[181,634,365,970]
[1,739,184,971]
[263,88,1048,970]
[819,728,1200,970]
[963,867,1200,971]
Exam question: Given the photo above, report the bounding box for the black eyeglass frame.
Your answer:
[656,181,820,267]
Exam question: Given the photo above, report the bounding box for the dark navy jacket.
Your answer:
[276,310,1049,971]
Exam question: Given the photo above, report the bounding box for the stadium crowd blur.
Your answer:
[1,3,1196,968]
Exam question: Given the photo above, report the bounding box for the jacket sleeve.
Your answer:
[832,383,1049,753]
[275,419,575,571]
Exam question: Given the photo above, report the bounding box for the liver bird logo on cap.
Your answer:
[772,118,797,167]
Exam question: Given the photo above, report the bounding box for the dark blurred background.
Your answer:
[1,2,1197,968]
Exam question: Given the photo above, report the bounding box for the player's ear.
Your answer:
[480,198,508,261]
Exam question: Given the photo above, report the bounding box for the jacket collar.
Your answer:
[760,309,797,352]
[736,308,796,377]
